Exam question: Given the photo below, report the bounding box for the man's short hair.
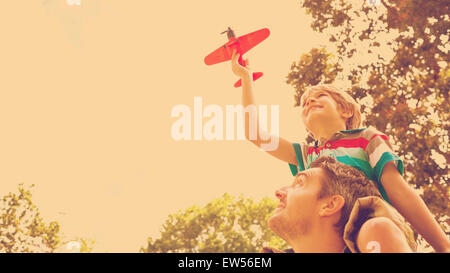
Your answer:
[310,156,381,235]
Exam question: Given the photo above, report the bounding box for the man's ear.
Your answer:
[319,195,345,217]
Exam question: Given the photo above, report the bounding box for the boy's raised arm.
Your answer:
[231,50,297,165]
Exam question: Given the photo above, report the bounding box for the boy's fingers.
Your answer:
[232,50,239,62]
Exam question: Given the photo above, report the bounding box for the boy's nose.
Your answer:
[306,97,316,107]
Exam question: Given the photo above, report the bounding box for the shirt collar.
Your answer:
[316,128,366,146]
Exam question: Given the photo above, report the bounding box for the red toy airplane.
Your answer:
[204,27,270,87]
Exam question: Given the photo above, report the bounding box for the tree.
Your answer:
[286,0,449,248]
[56,237,96,253]
[0,184,94,253]
[0,184,61,253]
[141,193,288,253]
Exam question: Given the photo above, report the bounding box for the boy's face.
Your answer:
[300,90,346,134]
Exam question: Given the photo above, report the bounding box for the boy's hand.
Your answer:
[231,49,251,80]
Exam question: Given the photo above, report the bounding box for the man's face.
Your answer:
[268,168,326,240]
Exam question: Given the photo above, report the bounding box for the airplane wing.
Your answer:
[204,28,270,65]
[235,28,270,56]
[204,44,233,65]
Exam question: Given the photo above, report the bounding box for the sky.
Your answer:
[0,0,333,252]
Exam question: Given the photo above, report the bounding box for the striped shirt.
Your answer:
[288,127,404,202]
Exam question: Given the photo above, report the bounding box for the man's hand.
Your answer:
[231,49,251,80]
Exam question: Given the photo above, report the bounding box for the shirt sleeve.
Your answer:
[288,142,307,176]
[365,128,404,183]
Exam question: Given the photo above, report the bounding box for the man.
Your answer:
[265,156,416,253]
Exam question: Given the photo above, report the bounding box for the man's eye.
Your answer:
[318,93,326,97]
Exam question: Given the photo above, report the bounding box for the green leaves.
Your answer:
[287,48,342,107]
[0,184,61,253]
[141,194,288,253]
[0,184,94,253]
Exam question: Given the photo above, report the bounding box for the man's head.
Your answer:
[268,156,380,244]
[300,85,362,137]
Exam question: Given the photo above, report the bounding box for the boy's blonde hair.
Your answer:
[301,84,362,130]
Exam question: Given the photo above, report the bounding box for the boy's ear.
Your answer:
[319,195,345,217]
[341,109,353,119]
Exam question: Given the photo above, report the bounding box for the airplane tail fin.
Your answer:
[234,72,263,88]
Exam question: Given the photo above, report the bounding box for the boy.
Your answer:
[230,50,449,252]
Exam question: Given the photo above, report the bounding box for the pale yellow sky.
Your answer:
[0,0,330,252]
